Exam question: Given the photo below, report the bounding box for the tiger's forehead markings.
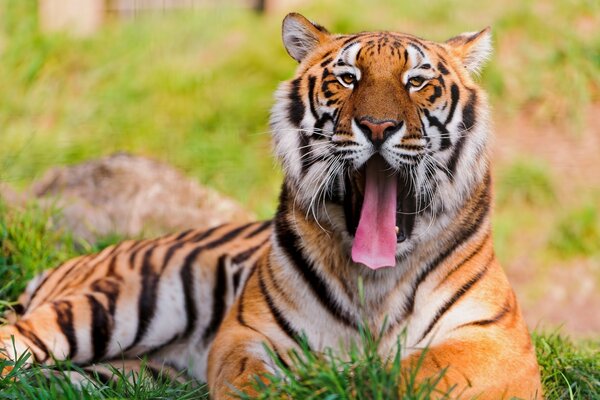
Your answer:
[334,42,362,67]
[406,43,432,70]
[331,33,437,68]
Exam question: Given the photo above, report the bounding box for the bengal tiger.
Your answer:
[0,13,542,399]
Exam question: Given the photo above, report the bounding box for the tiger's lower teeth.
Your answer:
[395,226,399,234]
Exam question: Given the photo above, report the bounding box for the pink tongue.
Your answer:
[351,157,398,270]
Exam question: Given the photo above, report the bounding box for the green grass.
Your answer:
[0,201,79,309]
[534,332,600,399]
[241,331,452,400]
[549,203,600,259]
[496,159,555,207]
[0,349,208,399]
[1,0,599,217]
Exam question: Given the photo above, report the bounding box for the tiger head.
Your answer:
[271,13,492,270]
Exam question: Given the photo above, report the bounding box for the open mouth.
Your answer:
[343,155,416,270]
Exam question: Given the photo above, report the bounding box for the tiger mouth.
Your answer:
[343,156,416,243]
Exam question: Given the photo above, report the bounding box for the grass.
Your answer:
[496,158,555,207]
[549,203,600,260]
[241,330,452,400]
[0,201,79,308]
[534,332,600,399]
[1,0,599,216]
[0,349,208,399]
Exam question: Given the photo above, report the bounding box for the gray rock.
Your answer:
[10,153,253,243]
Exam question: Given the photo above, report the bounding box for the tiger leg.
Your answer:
[207,323,274,399]
[206,269,286,400]
[401,335,542,399]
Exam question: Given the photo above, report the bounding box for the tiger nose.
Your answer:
[356,117,402,148]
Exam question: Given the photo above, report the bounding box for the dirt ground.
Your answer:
[494,103,600,338]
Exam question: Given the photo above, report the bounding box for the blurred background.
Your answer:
[0,0,598,337]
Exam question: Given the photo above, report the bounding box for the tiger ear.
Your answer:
[445,27,492,75]
[282,13,330,63]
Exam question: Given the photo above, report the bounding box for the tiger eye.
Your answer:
[339,73,356,85]
[408,76,425,87]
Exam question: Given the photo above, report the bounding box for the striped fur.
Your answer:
[1,13,541,399]
[1,221,271,381]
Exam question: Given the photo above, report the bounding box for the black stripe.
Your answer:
[202,255,228,344]
[180,249,199,339]
[460,299,511,328]
[461,89,478,131]
[446,90,478,178]
[417,255,493,344]
[244,221,272,239]
[232,269,244,295]
[408,43,425,58]
[424,109,451,150]
[436,232,490,288]
[239,357,248,375]
[273,347,291,370]
[274,186,356,328]
[26,271,53,308]
[307,75,319,120]
[127,246,160,350]
[437,61,449,75]
[161,242,188,268]
[178,223,253,340]
[34,256,89,304]
[67,244,124,289]
[340,35,358,46]
[314,112,333,135]
[190,224,225,243]
[427,85,442,104]
[298,130,312,174]
[444,84,460,125]
[162,225,221,267]
[106,250,123,280]
[258,265,302,346]
[53,300,78,359]
[264,255,297,310]
[86,294,110,361]
[174,229,194,241]
[90,279,120,316]
[128,240,150,270]
[231,238,269,265]
[320,57,333,67]
[14,323,49,362]
[288,78,304,126]
[236,266,255,328]
[11,303,24,315]
[202,222,255,249]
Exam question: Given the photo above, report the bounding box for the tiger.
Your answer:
[0,13,542,399]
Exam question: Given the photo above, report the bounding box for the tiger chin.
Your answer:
[0,13,541,400]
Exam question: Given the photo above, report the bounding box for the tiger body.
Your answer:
[1,221,271,381]
[1,13,541,399]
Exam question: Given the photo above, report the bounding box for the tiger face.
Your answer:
[271,14,492,270]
